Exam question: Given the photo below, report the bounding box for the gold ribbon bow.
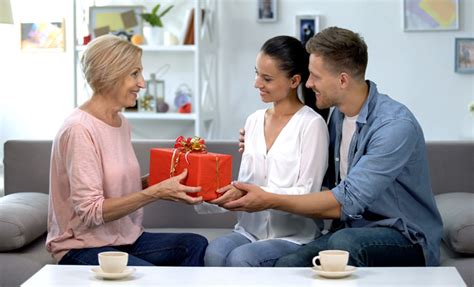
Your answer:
[170,136,207,177]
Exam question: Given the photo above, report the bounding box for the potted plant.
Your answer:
[141,3,174,45]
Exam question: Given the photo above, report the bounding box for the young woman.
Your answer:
[47,35,207,266]
[201,36,329,267]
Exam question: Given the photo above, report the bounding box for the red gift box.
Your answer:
[148,137,232,201]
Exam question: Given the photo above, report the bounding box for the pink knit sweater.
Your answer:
[46,109,143,261]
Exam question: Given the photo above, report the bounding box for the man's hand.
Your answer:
[238,128,245,153]
[209,183,246,206]
[221,182,272,212]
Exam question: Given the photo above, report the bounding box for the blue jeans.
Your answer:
[59,232,208,266]
[275,227,425,267]
[205,232,301,267]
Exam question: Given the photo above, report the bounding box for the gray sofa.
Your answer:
[1,140,473,287]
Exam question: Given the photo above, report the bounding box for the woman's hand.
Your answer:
[209,183,246,206]
[103,170,200,222]
[144,169,203,205]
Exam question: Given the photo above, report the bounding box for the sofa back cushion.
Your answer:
[3,140,473,228]
[426,141,474,195]
[4,140,52,195]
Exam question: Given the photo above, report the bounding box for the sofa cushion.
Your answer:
[0,192,48,251]
[435,192,474,254]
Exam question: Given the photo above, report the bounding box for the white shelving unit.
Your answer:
[73,0,218,138]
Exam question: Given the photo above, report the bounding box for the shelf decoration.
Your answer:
[139,92,155,112]
[455,38,474,73]
[174,84,192,113]
[141,3,174,46]
[403,0,459,31]
[182,8,205,45]
[153,64,170,113]
[20,19,65,52]
[89,6,143,40]
[257,0,277,22]
[295,15,320,45]
[150,73,168,113]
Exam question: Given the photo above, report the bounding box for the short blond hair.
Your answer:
[81,35,142,94]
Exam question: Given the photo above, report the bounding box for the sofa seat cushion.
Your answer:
[0,192,49,251]
[435,192,474,255]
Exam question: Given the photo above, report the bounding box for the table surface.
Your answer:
[22,264,466,287]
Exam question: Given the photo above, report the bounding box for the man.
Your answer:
[224,27,442,267]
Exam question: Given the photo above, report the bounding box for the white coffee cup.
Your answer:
[312,250,349,272]
[98,251,128,273]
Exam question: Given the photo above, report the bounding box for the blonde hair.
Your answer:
[81,35,142,94]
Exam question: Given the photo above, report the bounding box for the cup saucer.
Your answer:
[312,265,357,279]
[90,267,136,280]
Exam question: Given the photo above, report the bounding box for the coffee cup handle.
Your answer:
[312,256,321,267]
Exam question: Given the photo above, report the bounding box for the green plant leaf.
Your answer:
[156,18,163,27]
[159,5,174,18]
[151,4,160,15]
[140,3,173,27]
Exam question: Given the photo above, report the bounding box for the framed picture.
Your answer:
[455,38,474,73]
[403,0,459,31]
[89,6,143,40]
[295,15,320,44]
[20,20,65,51]
[257,0,277,22]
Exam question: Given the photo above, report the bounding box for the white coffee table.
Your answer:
[22,264,466,286]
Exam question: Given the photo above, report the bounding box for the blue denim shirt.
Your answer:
[325,80,443,266]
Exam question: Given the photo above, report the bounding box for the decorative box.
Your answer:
[148,137,232,201]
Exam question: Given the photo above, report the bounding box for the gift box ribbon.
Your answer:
[170,136,207,176]
[170,137,220,188]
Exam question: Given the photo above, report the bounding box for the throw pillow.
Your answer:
[435,192,474,254]
[0,192,48,251]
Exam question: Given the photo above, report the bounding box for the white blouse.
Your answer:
[195,105,329,245]
[234,106,329,244]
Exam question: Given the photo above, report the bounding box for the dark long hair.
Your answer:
[260,35,329,121]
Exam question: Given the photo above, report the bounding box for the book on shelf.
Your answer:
[181,8,205,45]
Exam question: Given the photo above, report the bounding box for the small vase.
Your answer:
[164,31,179,46]
[156,98,169,113]
[143,26,163,46]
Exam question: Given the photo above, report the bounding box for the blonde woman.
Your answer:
[46,35,207,266]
